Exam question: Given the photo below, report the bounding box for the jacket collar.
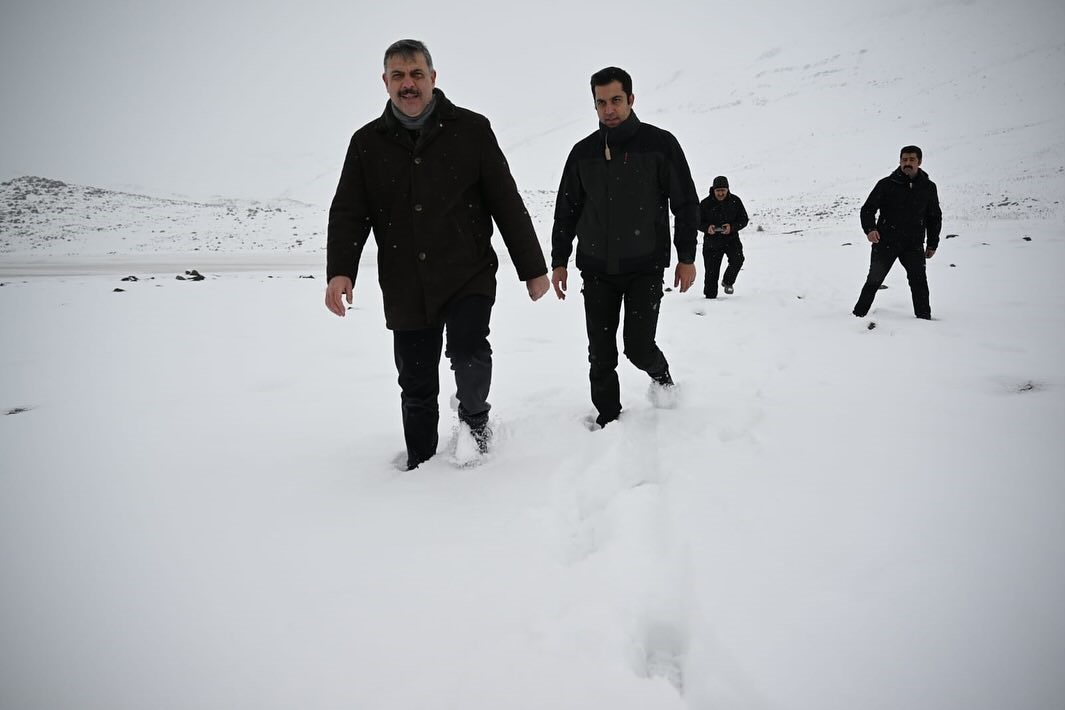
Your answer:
[600,110,641,146]
[890,166,929,184]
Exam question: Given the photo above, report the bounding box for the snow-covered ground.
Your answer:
[2,215,1063,709]
[2,0,1064,707]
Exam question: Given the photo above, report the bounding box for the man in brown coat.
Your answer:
[325,39,549,470]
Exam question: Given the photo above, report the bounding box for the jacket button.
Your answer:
[414,204,423,212]
[418,252,427,261]
[414,157,422,165]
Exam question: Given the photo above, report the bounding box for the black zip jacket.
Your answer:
[698,192,749,243]
[860,167,943,250]
[551,112,699,274]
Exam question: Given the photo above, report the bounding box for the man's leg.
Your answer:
[703,247,724,298]
[852,245,896,317]
[582,272,624,426]
[393,326,444,469]
[443,295,494,433]
[621,272,670,383]
[722,237,745,288]
[898,245,931,318]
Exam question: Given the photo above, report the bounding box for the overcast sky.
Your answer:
[1,0,1062,204]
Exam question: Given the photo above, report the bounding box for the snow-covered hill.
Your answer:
[0,176,322,258]
[2,1,1063,255]
[2,170,1058,267]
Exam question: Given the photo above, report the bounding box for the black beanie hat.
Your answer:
[712,175,729,189]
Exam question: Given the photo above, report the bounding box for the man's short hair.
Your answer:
[900,145,923,161]
[384,39,433,71]
[590,67,632,96]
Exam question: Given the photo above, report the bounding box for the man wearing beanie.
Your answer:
[699,176,749,298]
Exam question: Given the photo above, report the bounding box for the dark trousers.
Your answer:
[853,242,930,318]
[581,271,669,425]
[392,295,493,469]
[703,236,744,297]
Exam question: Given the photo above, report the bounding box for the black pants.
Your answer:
[581,271,669,426]
[392,295,493,469]
[703,236,744,297]
[853,242,930,318]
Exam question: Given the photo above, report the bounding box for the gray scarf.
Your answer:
[390,95,437,130]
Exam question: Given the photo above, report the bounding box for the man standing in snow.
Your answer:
[699,175,749,298]
[852,145,943,320]
[325,39,550,470]
[550,66,700,428]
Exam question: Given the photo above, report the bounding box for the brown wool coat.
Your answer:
[327,90,547,330]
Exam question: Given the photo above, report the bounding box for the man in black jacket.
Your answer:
[699,175,749,298]
[551,66,700,428]
[852,145,943,319]
[325,39,550,470]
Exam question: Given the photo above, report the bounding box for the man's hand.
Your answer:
[706,225,716,235]
[526,274,550,301]
[925,248,936,259]
[674,262,696,293]
[721,223,732,235]
[866,229,880,243]
[325,276,354,317]
[551,267,568,300]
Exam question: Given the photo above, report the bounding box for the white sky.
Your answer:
[2,0,1062,203]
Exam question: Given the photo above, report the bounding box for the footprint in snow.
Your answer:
[630,617,688,695]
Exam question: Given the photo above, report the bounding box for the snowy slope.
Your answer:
[0,176,321,258]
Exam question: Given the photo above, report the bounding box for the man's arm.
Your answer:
[732,195,750,232]
[662,134,699,293]
[551,149,584,270]
[664,133,700,265]
[697,198,715,235]
[476,120,548,283]
[859,179,883,239]
[925,182,943,256]
[325,134,373,315]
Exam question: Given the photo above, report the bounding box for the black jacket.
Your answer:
[698,192,749,247]
[550,112,699,274]
[327,89,547,330]
[860,167,943,251]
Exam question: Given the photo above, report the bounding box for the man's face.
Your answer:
[714,187,729,201]
[594,80,633,128]
[899,152,921,178]
[383,52,436,117]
